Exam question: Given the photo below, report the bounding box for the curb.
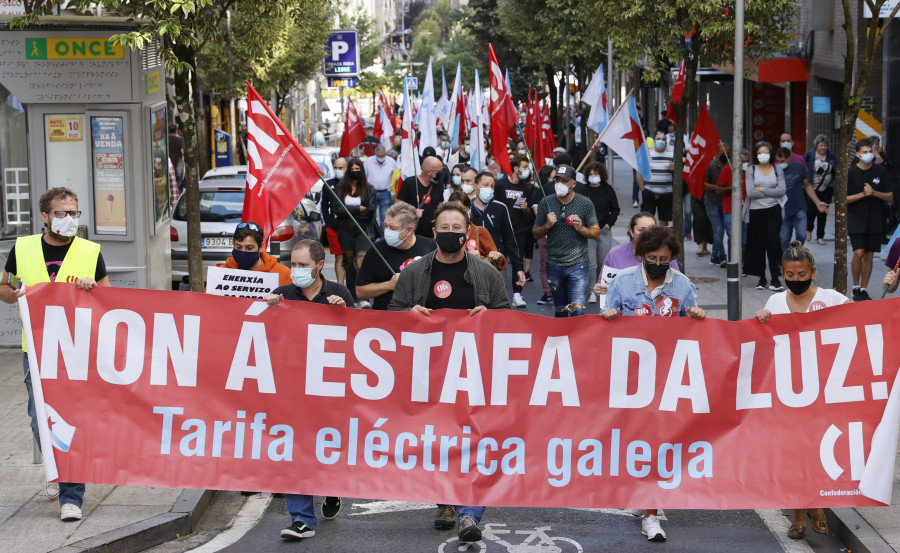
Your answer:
[825,507,895,553]
[52,489,216,553]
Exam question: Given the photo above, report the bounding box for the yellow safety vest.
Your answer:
[15,234,101,351]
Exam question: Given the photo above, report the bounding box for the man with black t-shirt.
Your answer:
[264,239,350,541]
[847,138,893,301]
[397,156,443,237]
[356,202,436,310]
[501,156,537,298]
[388,203,508,544]
[0,187,110,522]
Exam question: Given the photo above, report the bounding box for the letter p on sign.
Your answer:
[331,41,349,61]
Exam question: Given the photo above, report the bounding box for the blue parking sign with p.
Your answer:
[325,30,360,78]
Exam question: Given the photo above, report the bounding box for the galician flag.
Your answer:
[435,65,451,129]
[418,58,438,154]
[400,84,420,179]
[448,63,463,147]
[470,69,487,171]
[603,94,652,181]
[583,64,608,134]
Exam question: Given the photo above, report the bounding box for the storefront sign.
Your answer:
[46,117,83,142]
[26,38,124,60]
[22,285,900,509]
[145,71,161,95]
[91,116,127,235]
[205,266,279,299]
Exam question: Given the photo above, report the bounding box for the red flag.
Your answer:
[683,105,721,200]
[541,101,557,157]
[488,44,514,175]
[665,60,686,122]
[340,97,366,158]
[243,82,322,244]
[524,85,535,150]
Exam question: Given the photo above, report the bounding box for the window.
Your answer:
[0,85,30,238]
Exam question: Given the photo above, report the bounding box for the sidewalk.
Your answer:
[0,348,213,553]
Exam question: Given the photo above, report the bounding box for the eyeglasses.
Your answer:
[49,210,82,218]
[645,255,671,265]
[236,222,262,233]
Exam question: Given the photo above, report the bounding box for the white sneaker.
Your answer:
[46,482,59,499]
[588,293,597,304]
[633,201,639,208]
[641,514,666,541]
[60,503,82,521]
[512,293,527,308]
[357,300,372,309]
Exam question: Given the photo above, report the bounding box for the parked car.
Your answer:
[170,165,322,288]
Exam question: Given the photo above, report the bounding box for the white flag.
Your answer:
[435,65,451,129]
[418,58,438,154]
[584,64,608,134]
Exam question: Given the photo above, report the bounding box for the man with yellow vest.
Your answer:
[0,187,110,522]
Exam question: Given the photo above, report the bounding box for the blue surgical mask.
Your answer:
[383,228,407,248]
[781,142,792,150]
[776,162,788,170]
[441,141,450,149]
[451,175,462,185]
[376,156,386,164]
[519,169,531,180]
[334,169,345,180]
[464,145,472,154]
[588,176,602,185]
[861,153,875,164]
[478,188,494,203]
[291,267,316,288]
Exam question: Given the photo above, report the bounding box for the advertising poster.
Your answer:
[91,116,127,235]
[150,107,170,225]
[46,117,83,142]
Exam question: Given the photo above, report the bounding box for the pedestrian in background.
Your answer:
[576,161,619,304]
[449,191,507,270]
[533,164,556,305]
[775,147,827,253]
[744,141,786,291]
[333,157,379,307]
[636,131,675,227]
[704,144,729,266]
[754,241,847,541]
[363,144,397,231]
[804,135,836,246]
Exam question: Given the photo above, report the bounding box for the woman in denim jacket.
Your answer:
[599,226,705,542]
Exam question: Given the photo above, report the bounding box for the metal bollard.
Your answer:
[33,436,41,464]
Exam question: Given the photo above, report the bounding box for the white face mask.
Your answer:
[554,182,570,197]
[51,215,78,238]
[461,184,475,195]
[291,267,317,288]
[519,169,531,180]
[757,153,770,164]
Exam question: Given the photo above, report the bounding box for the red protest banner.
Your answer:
[21,284,900,509]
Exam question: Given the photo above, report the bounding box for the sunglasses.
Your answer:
[236,222,262,233]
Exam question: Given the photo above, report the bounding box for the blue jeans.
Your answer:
[439,504,486,524]
[286,494,317,528]
[375,189,392,231]
[24,353,85,507]
[547,262,589,317]
[683,193,693,236]
[705,203,726,263]
[780,209,807,253]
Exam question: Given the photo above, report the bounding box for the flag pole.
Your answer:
[318,175,396,275]
[516,121,546,198]
[882,258,900,299]
[575,89,634,174]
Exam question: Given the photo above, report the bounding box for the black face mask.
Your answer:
[436,231,466,254]
[644,260,669,280]
[349,170,362,180]
[231,248,260,270]
[718,154,727,164]
[785,278,813,295]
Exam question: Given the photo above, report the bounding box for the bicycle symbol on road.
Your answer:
[438,523,583,552]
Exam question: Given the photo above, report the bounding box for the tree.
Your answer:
[596,0,796,267]
[339,11,381,67]
[830,1,900,294]
[16,0,325,292]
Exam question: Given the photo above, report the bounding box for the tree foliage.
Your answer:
[339,9,382,67]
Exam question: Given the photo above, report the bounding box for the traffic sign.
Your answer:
[327,77,358,88]
[405,77,418,91]
[325,30,360,78]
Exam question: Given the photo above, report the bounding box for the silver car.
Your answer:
[170,166,321,288]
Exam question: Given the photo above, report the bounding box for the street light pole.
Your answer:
[727,0,745,321]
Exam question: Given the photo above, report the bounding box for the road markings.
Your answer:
[185,494,272,553]
[755,509,817,553]
[350,500,435,515]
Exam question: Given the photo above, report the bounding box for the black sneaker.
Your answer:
[719,261,727,269]
[458,516,482,542]
[280,521,315,539]
[769,279,784,292]
[859,289,871,301]
[525,271,534,282]
[756,278,767,290]
[537,293,552,305]
[321,497,341,520]
[852,288,863,302]
[434,506,457,529]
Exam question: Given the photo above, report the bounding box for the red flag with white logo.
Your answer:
[243,82,322,243]
[488,44,514,175]
[340,97,366,157]
[665,60,686,122]
[683,104,721,200]
[373,88,395,150]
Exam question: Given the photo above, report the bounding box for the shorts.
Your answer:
[326,227,342,255]
[641,190,673,222]
[338,226,372,256]
[849,233,882,253]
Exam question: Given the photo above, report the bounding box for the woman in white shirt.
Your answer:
[744,141,786,292]
[754,240,850,540]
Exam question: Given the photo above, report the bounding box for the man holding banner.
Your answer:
[0,187,110,522]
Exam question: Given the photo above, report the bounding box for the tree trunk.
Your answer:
[174,48,204,293]
[545,66,558,138]
[670,52,700,270]
[193,71,211,177]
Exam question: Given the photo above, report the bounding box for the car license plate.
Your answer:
[201,236,231,248]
